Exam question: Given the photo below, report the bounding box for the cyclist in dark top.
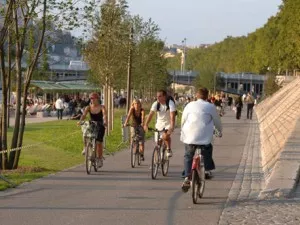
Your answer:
[123,99,145,160]
[78,92,107,167]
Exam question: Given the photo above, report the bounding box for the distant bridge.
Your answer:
[169,71,267,95]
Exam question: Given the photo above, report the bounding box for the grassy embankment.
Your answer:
[0,104,182,190]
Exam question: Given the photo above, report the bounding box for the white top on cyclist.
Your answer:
[150,100,176,131]
[180,99,222,145]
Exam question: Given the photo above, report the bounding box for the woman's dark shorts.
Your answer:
[96,124,105,142]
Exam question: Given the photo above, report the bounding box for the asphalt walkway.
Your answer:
[1,109,299,225]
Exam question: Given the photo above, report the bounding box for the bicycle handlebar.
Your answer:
[148,127,167,132]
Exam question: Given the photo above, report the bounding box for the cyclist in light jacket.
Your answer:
[180,87,222,191]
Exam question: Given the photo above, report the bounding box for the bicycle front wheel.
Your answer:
[93,139,98,172]
[161,147,169,176]
[85,143,93,175]
[151,146,159,179]
[130,142,136,168]
[137,147,141,166]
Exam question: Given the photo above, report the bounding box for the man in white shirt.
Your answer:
[180,88,222,192]
[144,90,176,157]
[55,96,64,120]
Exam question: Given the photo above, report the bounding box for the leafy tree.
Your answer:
[264,73,281,96]
[0,0,93,170]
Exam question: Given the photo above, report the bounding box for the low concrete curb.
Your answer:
[259,118,300,199]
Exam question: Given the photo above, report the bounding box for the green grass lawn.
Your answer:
[0,108,157,190]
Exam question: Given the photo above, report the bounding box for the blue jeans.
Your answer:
[184,143,215,177]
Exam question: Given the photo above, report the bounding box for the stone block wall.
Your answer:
[255,78,300,175]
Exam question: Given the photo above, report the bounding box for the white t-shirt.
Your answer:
[180,99,222,145]
[150,100,176,130]
[55,98,64,110]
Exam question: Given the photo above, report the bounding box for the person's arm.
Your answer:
[101,105,107,127]
[211,105,222,133]
[77,106,89,125]
[168,100,176,133]
[181,105,188,128]
[123,108,133,127]
[144,102,157,131]
[141,109,145,126]
[144,110,155,132]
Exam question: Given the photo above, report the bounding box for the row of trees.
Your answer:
[168,0,299,92]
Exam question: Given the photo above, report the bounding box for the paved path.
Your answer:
[1,109,300,225]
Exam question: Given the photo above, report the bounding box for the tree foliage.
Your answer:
[84,0,169,95]
[0,0,94,170]
[167,0,300,91]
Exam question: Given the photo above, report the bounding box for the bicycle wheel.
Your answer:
[93,139,98,172]
[137,144,141,166]
[85,142,93,175]
[161,147,169,176]
[151,146,160,179]
[130,141,136,168]
[192,169,200,204]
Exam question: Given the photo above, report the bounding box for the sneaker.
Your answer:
[181,170,185,178]
[97,158,103,168]
[167,149,173,158]
[181,177,191,193]
[81,148,86,155]
[205,171,213,179]
[140,154,145,161]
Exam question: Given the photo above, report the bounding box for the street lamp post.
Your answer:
[182,38,187,84]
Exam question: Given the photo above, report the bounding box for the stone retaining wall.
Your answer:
[255,77,300,176]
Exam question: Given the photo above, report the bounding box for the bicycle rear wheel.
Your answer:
[130,142,136,168]
[85,142,93,175]
[198,162,205,198]
[192,169,200,204]
[161,147,169,176]
[151,146,159,179]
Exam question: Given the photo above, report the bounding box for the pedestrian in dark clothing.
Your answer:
[245,92,255,120]
[235,96,243,120]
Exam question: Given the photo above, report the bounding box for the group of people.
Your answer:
[234,92,256,120]
[78,88,223,192]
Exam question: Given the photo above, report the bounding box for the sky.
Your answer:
[126,0,283,46]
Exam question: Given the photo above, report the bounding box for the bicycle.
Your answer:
[148,128,169,179]
[190,129,222,204]
[128,125,143,168]
[80,121,101,174]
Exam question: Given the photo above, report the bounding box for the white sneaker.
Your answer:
[181,177,191,193]
[81,148,86,155]
[167,149,173,158]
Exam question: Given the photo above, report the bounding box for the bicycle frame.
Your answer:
[192,148,202,174]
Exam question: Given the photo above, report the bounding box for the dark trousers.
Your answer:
[236,107,242,119]
[184,143,215,177]
[57,109,63,120]
[247,103,254,119]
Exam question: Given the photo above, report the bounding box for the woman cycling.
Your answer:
[78,92,107,167]
[123,99,145,160]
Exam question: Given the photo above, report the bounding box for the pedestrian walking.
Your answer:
[245,92,255,120]
[235,95,243,120]
[55,96,64,120]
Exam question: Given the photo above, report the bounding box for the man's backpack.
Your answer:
[156,96,177,115]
